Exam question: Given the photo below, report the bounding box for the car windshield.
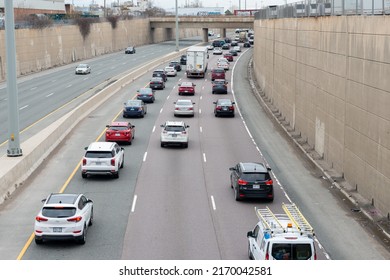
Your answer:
[241,172,270,181]
[108,126,128,131]
[42,207,76,218]
[85,151,114,158]
[165,126,185,132]
[214,69,224,73]
[126,101,141,106]
[78,64,87,68]
[214,81,225,85]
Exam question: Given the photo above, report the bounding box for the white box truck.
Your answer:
[186,46,208,78]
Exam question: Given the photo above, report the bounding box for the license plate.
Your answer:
[115,133,120,136]
[95,161,101,165]
[223,108,228,111]
[253,184,260,189]
[172,134,177,137]
[130,108,135,110]
[53,227,62,233]
[185,91,188,93]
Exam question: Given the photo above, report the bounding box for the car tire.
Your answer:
[82,173,87,179]
[215,113,218,117]
[35,237,43,245]
[113,171,119,179]
[183,143,188,148]
[120,158,124,168]
[234,187,241,201]
[88,208,94,226]
[77,225,87,245]
[248,242,254,260]
[161,142,165,148]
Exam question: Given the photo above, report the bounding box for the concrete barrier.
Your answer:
[0,48,190,205]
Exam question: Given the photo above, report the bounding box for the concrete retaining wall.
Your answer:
[253,16,390,217]
[0,18,202,81]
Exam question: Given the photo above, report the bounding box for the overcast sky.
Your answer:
[65,0,288,10]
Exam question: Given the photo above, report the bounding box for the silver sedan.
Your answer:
[174,99,195,117]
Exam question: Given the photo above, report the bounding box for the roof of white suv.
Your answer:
[86,142,116,151]
[164,121,186,127]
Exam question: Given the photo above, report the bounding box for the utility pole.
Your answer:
[175,0,179,51]
[5,0,22,157]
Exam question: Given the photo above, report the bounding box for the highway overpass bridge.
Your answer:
[149,16,254,42]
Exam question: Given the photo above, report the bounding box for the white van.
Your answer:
[247,203,316,260]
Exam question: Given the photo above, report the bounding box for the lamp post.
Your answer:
[175,0,179,51]
[5,0,22,157]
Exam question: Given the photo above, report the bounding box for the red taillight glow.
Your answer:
[238,179,248,185]
[67,216,82,222]
[266,179,273,185]
[229,106,234,110]
[111,158,115,166]
[265,252,269,260]
[216,106,222,110]
[35,216,48,222]
[82,158,86,165]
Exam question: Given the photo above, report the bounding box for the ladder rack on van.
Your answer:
[282,203,315,236]
[256,207,288,234]
[255,204,315,237]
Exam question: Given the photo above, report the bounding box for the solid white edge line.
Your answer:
[152,125,156,133]
[160,108,163,113]
[131,195,137,212]
[143,152,147,162]
[200,126,202,133]
[203,153,206,162]
[211,195,216,210]
[199,108,202,114]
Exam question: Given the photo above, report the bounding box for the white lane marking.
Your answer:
[30,87,37,91]
[131,195,137,213]
[167,95,170,100]
[202,86,205,90]
[203,153,207,162]
[199,109,201,114]
[66,84,72,88]
[143,152,147,162]
[46,93,54,97]
[152,125,156,133]
[160,108,163,113]
[200,126,202,133]
[200,96,203,100]
[83,77,89,81]
[211,195,216,210]
[19,105,29,110]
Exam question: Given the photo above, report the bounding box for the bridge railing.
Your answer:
[255,0,390,19]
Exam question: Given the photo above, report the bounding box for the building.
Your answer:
[0,0,65,19]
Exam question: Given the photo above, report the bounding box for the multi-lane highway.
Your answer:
[0,38,389,260]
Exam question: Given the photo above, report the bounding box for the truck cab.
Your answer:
[247,203,316,260]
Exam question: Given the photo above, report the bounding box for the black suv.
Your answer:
[152,69,167,82]
[180,55,187,65]
[169,61,182,71]
[229,162,274,201]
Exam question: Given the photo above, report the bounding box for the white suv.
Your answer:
[81,142,124,179]
[34,193,93,245]
[160,121,189,148]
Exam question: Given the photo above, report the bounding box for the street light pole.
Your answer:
[5,0,22,157]
[175,0,179,51]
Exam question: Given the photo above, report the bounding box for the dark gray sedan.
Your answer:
[137,88,155,103]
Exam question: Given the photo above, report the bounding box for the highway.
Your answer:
[0,39,389,260]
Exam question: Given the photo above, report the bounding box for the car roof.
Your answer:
[126,99,142,104]
[216,98,233,104]
[87,141,115,151]
[109,121,129,127]
[154,69,165,72]
[77,64,88,67]
[212,68,225,72]
[176,99,193,103]
[139,87,152,92]
[45,193,80,205]
[239,162,268,173]
[213,79,226,83]
[151,77,163,81]
[170,61,179,63]
[165,66,174,69]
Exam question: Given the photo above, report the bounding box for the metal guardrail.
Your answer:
[255,0,390,19]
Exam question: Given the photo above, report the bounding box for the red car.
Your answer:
[223,53,233,62]
[211,68,226,81]
[105,121,135,145]
[178,82,196,95]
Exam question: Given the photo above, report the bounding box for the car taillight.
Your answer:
[265,251,269,260]
[148,94,153,96]
[266,179,273,185]
[106,131,110,136]
[138,108,143,111]
[237,179,248,185]
[35,216,48,222]
[125,132,129,136]
[188,108,193,110]
[82,158,86,166]
[67,216,82,222]
[111,158,115,166]
[229,106,234,110]
[182,131,187,134]
[216,106,222,110]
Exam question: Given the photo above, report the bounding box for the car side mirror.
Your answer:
[87,199,93,203]
[213,102,217,104]
[137,90,140,92]
[84,147,88,150]
[41,198,47,203]
[267,167,272,171]
[131,125,135,128]
[160,124,164,127]
[247,231,254,238]
[121,147,124,151]
[173,102,176,104]
[186,125,190,128]
[229,167,236,171]
[232,102,236,104]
